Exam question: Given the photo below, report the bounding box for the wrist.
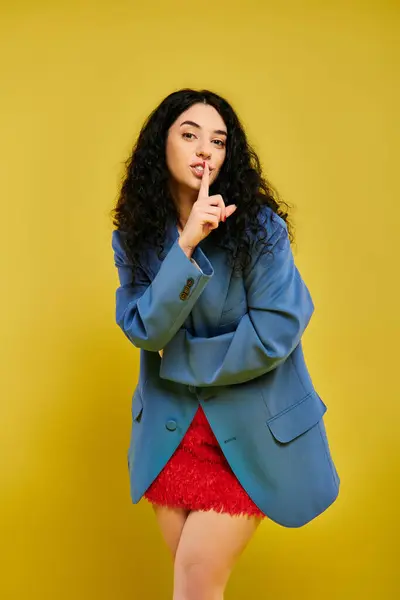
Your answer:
[178,237,195,259]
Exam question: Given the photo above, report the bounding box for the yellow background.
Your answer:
[1,0,398,598]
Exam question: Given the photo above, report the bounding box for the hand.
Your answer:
[179,162,237,250]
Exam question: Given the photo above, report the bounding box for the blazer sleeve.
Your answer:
[159,222,314,386]
[112,230,214,352]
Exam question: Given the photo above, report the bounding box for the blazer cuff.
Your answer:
[178,242,213,276]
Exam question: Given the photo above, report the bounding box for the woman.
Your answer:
[111,89,340,599]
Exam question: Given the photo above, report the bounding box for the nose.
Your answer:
[196,150,211,160]
[196,142,212,160]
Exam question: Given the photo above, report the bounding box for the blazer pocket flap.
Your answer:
[131,389,143,421]
[266,391,327,443]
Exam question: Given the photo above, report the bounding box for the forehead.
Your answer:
[173,103,226,130]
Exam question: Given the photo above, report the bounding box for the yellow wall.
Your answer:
[1,1,398,598]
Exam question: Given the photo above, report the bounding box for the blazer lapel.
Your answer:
[190,234,235,336]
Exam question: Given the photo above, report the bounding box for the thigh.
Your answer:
[152,504,190,560]
[174,510,262,588]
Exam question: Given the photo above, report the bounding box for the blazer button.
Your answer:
[186,278,194,287]
[179,292,188,301]
[166,419,177,431]
[183,285,190,294]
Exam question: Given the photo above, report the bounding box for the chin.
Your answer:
[183,176,202,191]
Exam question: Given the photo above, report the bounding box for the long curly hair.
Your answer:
[110,88,294,278]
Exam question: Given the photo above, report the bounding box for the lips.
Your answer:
[190,162,214,171]
[190,165,206,179]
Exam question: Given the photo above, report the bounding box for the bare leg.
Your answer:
[151,504,190,560]
[173,510,262,600]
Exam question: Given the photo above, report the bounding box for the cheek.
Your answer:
[215,154,226,176]
[218,148,227,166]
[166,150,180,180]
[166,140,188,175]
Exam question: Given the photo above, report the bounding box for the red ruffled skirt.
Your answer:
[144,404,266,518]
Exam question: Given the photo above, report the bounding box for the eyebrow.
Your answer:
[180,120,227,137]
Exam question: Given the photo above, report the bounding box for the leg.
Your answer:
[173,510,263,600]
[151,503,190,560]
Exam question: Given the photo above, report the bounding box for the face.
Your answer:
[165,103,227,195]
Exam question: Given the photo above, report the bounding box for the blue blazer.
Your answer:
[112,206,340,528]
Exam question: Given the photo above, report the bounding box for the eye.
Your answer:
[182,132,225,148]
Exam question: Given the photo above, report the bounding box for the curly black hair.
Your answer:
[110,88,294,279]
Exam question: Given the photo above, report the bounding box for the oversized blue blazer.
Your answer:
[112,206,340,528]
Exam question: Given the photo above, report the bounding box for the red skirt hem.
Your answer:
[143,495,265,518]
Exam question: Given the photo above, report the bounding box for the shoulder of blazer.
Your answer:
[244,205,288,262]
[112,228,156,278]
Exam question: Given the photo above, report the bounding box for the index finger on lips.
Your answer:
[198,161,210,199]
